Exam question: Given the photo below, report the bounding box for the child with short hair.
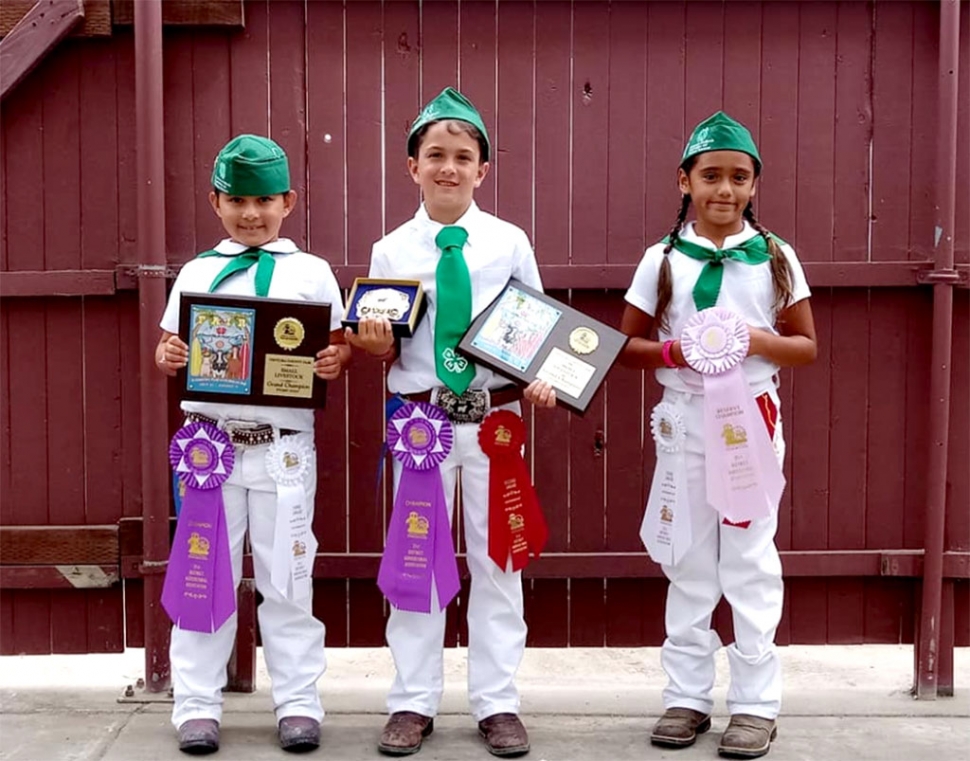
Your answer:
[348,88,555,758]
[156,134,350,755]
[620,112,817,759]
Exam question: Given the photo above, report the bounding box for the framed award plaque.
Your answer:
[457,280,628,415]
[177,292,332,409]
[342,278,427,338]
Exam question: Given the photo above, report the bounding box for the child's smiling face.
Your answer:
[408,120,489,225]
[209,190,296,248]
[678,150,758,240]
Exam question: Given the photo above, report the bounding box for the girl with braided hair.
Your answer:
[619,112,817,759]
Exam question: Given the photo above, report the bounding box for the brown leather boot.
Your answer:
[650,707,712,748]
[378,712,434,756]
[177,719,220,755]
[717,714,777,758]
[478,713,530,757]
[278,716,321,753]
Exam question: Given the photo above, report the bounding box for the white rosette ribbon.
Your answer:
[640,402,692,566]
[680,308,785,523]
[266,435,317,601]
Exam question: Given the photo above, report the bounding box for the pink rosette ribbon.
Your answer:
[680,308,785,523]
[378,402,460,613]
[162,422,236,632]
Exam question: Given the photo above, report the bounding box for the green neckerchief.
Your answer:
[665,233,778,310]
[198,247,276,297]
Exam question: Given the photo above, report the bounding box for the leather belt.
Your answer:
[402,385,523,425]
[184,412,300,448]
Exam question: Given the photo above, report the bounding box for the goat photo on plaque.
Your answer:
[342,278,426,338]
[457,280,628,415]
[178,292,332,409]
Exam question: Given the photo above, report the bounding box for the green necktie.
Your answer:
[668,235,773,310]
[198,247,276,297]
[434,226,475,395]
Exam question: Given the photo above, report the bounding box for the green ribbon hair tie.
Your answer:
[666,234,774,311]
[199,248,276,297]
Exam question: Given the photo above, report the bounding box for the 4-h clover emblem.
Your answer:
[442,348,468,374]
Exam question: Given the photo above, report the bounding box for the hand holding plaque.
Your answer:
[343,278,427,338]
[178,292,332,409]
[457,280,628,415]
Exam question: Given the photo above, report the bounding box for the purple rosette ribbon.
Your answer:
[161,422,236,633]
[680,308,785,523]
[378,402,460,613]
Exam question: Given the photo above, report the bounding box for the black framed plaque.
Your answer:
[178,292,331,409]
[457,280,628,415]
[342,278,427,338]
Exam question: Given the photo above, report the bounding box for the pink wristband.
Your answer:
[661,340,678,369]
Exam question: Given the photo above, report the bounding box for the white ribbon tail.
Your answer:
[641,449,690,566]
[272,482,306,599]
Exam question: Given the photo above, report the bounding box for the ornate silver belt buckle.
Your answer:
[435,388,488,425]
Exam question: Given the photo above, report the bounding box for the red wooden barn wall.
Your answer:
[1,1,967,653]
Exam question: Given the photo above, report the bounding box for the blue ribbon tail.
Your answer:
[375,395,409,498]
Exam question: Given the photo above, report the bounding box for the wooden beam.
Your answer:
[0,525,118,565]
[0,0,84,101]
[0,269,118,296]
[112,0,244,27]
[1,0,110,38]
[3,262,967,296]
[0,564,119,588]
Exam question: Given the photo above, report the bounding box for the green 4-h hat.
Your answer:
[407,87,491,161]
[211,134,291,196]
[681,112,762,172]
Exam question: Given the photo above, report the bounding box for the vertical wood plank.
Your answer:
[758,2,799,242]
[956,7,969,263]
[795,2,837,262]
[116,32,138,264]
[684,0,723,128]
[533,1,570,264]
[458,0,497,214]
[525,578,568,646]
[118,294,143,518]
[164,30,198,259]
[382,1,421,234]
[570,578,605,646]
[945,294,969,551]
[865,293,906,551]
[51,589,88,654]
[571,1,609,266]
[606,2,647,265]
[496,0,534,236]
[833,1,872,263]
[314,579,348,648]
[722,2,762,137]
[645,1,686,241]
[870,1,913,260]
[903,290,933,551]
[268,1,307,249]
[230,0,270,138]
[420,1,458,103]
[908,1,937,261]
[80,40,120,269]
[194,31,232,249]
[10,591,52,655]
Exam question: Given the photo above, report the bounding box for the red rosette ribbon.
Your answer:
[478,409,548,571]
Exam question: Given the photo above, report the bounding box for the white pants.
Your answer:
[658,386,785,720]
[385,405,527,721]
[170,432,326,727]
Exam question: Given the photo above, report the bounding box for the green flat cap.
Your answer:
[408,87,490,161]
[211,134,290,196]
[681,112,761,172]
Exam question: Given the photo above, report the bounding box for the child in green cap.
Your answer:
[619,112,817,759]
[347,87,556,758]
[155,134,350,755]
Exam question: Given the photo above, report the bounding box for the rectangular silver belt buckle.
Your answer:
[435,388,488,425]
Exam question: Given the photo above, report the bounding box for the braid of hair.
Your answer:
[743,203,794,313]
[656,194,692,333]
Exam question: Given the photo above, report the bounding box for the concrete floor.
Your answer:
[1,646,967,761]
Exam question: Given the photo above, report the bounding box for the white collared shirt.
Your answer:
[625,221,811,391]
[370,202,543,394]
[160,237,345,430]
